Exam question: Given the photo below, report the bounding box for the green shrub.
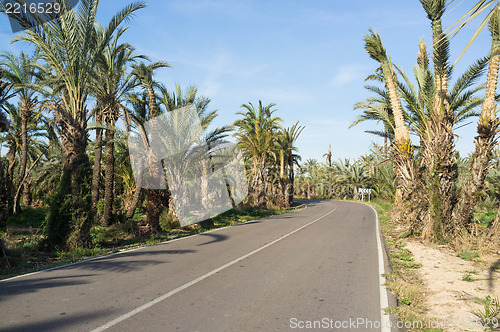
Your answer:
[458,251,480,261]
[7,207,48,228]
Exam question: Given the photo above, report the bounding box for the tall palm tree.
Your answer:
[0,71,16,226]
[154,85,232,225]
[0,52,41,213]
[93,27,144,226]
[4,0,146,248]
[234,101,282,208]
[453,7,500,229]
[278,122,304,207]
[416,0,459,240]
[124,92,147,219]
[352,69,395,156]
[0,103,21,216]
[131,61,170,232]
[364,28,421,227]
[0,70,15,132]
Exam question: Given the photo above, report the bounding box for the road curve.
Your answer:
[0,200,391,331]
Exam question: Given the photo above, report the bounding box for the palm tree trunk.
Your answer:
[126,182,143,219]
[420,14,456,242]
[288,155,294,206]
[102,128,115,225]
[256,161,267,209]
[0,159,9,227]
[91,116,103,218]
[453,43,500,230]
[22,181,31,207]
[145,86,164,232]
[46,112,92,249]
[15,103,28,213]
[146,189,162,232]
[383,62,423,228]
[6,143,16,212]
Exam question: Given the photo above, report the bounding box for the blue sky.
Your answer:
[0,0,494,163]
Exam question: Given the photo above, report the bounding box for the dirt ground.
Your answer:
[405,240,500,332]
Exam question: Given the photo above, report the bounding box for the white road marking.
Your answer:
[363,202,391,332]
[90,205,336,332]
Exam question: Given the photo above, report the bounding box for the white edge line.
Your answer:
[90,204,334,332]
[361,202,391,332]
[1,204,309,283]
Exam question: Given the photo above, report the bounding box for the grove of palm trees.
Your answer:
[0,0,304,273]
[348,0,500,252]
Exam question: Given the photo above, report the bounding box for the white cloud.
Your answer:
[330,64,370,87]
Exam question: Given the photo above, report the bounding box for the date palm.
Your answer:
[4,0,146,248]
[124,92,147,219]
[277,122,304,207]
[364,28,422,227]
[0,70,15,132]
[234,101,282,208]
[0,71,16,226]
[351,71,395,155]
[131,61,170,232]
[0,103,21,216]
[453,6,500,230]
[0,51,40,213]
[93,27,144,226]
[395,34,487,239]
[416,0,458,240]
[156,85,231,224]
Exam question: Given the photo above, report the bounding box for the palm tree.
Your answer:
[124,92,147,219]
[234,101,282,208]
[0,52,40,213]
[0,103,21,216]
[0,70,15,132]
[5,0,146,248]
[0,71,16,226]
[277,122,304,207]
[157,84,231,223]
[453,6,500,230]
[93,27,144,226]
[131,61,170,231]
[363,28,421,227]
[351,69,395,156]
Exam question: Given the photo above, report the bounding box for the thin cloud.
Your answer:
[330,64,370,87]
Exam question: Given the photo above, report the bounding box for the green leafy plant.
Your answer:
[400,298,410,305]
[462,273,474,282]
[458,251,480,261]
[470,295,500,329]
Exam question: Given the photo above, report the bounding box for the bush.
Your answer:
[6,207,48,228]
[159,209,180,231]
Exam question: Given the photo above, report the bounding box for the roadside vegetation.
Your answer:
[0,1,304,277]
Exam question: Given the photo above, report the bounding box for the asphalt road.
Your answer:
[0,200,391,331]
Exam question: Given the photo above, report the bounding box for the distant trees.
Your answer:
[233,101,303,209]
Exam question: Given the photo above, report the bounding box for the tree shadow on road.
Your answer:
[197,233,228,246]
[0,274,94,300]
[1,308,115,332]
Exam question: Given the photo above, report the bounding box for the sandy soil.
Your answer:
[405,241,500,332]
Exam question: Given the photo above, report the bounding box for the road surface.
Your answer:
[0,200,392,331]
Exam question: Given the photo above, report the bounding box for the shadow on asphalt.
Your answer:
[0,275,94,300]
[197,233,229,246]
[66,249,197,273]
[294,199,324,207]
[3,308,115,332]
